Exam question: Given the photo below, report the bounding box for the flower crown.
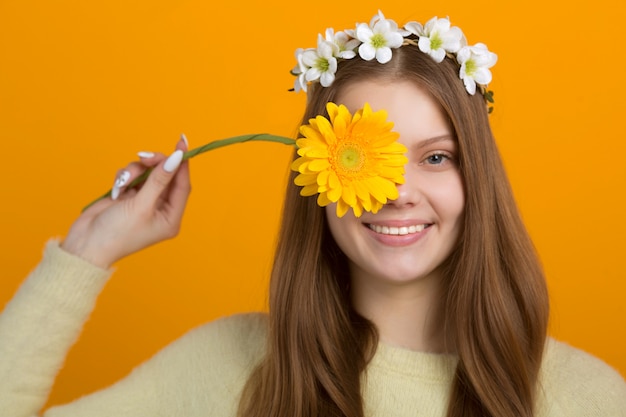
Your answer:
[291,11,497,111]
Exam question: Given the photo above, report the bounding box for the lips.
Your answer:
[367,223,430,236]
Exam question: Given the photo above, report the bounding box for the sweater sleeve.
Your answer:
[0,241,112,417]
[43,313,268,417]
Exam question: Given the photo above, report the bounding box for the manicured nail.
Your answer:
[137,151,155,158]
[164,150,184,173]
[114,170,131,188]
[111,186,121,200]
[111,170,130,200]
[180,133,188,147]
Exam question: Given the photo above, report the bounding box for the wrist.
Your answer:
[60,238,114,269]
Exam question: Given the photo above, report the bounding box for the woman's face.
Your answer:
[326,79,465,287]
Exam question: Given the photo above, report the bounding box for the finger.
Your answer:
[178,133,189,151]
[137,151,167,167]
[114,134,187,202]
[82,190,118,216]
[112,185,139,202]
[164,165,190,224]
[159,133,190,207]
[111,161,152,200]
[136,149,184,207]
[138,133,186,165]
[164,146,191,221]
[137,151,156,159]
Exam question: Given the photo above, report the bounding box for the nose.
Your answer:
[386,167,420,209]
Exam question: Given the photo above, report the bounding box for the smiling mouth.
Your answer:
[367,224,431,236]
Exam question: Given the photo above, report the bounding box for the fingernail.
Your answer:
[180,133,188,147]
[164,150,184,173]
[138,151,155,158]
[111,170,130,200]
[114,170,131,188]
[111,186,121,200]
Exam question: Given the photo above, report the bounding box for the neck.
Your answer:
[350,270,448,353]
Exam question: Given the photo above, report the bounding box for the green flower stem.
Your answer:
[82,133,296,212]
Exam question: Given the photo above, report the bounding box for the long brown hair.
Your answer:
[238,42,549,417]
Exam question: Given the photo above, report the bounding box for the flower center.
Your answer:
[465,58,476,76]
[316,57,330,72]
[370,33,386,49]
[430,33,443,50]
[336,142,366,174]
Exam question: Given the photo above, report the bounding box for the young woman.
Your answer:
[1,12,624,417]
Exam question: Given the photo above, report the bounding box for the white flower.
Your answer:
[456,43,498,95]
[299,34,339,88]
[325,28,360,59]
[405,17,465,63]
[292,48,309,92]
[355,10,405,64]
[290,12,498,103]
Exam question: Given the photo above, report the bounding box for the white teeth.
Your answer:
[368,224,426,235]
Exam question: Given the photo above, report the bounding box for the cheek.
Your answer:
[325,205,347,243]
[325,205,340,235]
[430,173,465,225]
[325,205,360,252]
[449,180,465,229]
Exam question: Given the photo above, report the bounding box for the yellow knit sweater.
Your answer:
[1,241,625,416]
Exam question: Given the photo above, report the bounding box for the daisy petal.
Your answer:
[291,102,407,217]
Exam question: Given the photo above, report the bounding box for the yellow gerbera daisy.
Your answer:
[291,102,407,217]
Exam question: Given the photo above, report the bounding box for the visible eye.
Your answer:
[420,151,453,166]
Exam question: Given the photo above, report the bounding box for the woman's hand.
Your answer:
[61,137,191,269]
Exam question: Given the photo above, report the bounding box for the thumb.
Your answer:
[138,149,184,206]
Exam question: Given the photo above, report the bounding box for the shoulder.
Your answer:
[187,312,269,358]
[119,312,269,395]
[537,338,626,416]
[155,312,269,371]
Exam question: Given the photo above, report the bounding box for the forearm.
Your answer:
[0,241,111,417]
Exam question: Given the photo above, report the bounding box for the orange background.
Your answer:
[1,0,624,408]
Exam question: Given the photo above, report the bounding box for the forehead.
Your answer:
[334,79,451,145]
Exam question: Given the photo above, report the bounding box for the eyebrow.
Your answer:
[415,134,456,149]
